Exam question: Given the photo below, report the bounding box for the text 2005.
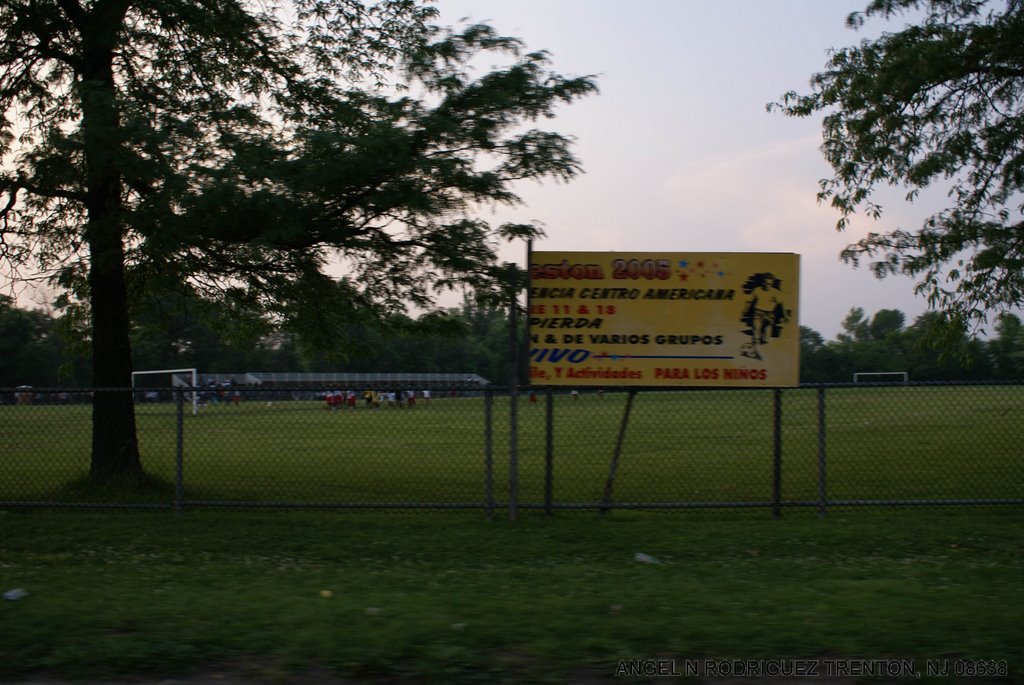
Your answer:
[612,259,671,280]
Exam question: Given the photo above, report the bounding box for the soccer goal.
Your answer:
[852,371,909,384]
[131,368,199,415]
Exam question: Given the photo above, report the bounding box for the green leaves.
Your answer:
[772,0,1024,336]
[1,0,595,348]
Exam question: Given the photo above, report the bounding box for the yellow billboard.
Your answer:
[528,251,800,387]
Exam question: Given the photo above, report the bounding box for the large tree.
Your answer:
[0,0,595,483]
[771,0,1024,338]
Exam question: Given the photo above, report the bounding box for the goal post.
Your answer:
[852,371,909,384]
[131,368,199,415]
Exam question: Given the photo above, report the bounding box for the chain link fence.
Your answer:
[1,382,1021,515]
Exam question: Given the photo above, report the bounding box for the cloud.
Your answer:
[663,136,838,252]
[659,137,931,336]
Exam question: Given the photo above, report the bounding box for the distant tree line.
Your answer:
[800,308,1024,383]
[3,294,1023,387]
[0,294,512,387]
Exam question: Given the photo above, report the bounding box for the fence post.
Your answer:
[509,387,519,521]
[544,388,554,516]
[485,389,494,521]
[772,388,782,520]
[817,387,827,519]
[175,387,185,516]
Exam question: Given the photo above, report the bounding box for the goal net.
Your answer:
[132,368,199,415]
[852,371,909,384]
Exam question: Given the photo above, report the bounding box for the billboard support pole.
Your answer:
[508,261,519,522]
[599,389,637,516]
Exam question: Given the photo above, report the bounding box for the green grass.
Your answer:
[2,385,1021,507]
[2,388,1021,681]
[0,509,1021,682]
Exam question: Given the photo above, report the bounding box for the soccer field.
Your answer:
[2,384,1022,509]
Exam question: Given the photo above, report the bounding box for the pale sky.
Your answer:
[435,0,940,340]
[3,1,949,342]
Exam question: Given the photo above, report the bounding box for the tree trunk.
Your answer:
[87,232,142,483]
[79,1,143,483]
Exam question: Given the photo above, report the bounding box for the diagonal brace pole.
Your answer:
[599,389,638,516]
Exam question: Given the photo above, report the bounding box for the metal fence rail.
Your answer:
[1,382,1021,515]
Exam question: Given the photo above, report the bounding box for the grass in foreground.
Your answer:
[0,509,1021,683]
